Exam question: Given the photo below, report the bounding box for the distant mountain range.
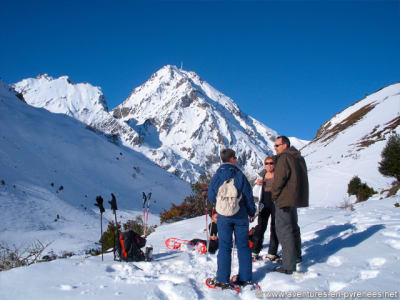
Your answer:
[13,65,307,182]
[10,66,400,207]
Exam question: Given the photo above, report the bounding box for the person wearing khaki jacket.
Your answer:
[271,136,309,274]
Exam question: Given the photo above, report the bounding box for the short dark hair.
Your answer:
[276,136,290,147]
[264,155,276,163]
[220,148,236,163]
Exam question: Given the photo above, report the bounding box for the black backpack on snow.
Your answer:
[114,230,146,262]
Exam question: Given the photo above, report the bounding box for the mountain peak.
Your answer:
[112,65,277,181]
[13,75,109,120]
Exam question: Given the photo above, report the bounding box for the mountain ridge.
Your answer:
[14,65,284,182]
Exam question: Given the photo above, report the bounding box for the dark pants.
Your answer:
[251,203,279,255]
[274,204,302,272]
[217,216,252,283]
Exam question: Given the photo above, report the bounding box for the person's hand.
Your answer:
[256,179,263,185]
[210,236,218,241]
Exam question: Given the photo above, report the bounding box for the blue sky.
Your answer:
[1,0,399,140]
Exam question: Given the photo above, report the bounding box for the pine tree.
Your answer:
[379,134,400,181]
[347,176,361,196]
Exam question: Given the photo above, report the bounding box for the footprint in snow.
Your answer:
[59,284,78,291]
[105,265,115,272]
[326,256,343,267]
[385,239,400,250]
[159,274,187,284]
[359,270,380,280]
[368,257,386,268]
[329,281,348,292]
[382,231,400,238]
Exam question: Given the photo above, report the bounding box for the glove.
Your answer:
[109,193,118,211]
[94,196,105,213]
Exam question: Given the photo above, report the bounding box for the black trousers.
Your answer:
[251,202,279,255]
[274,204,302,271]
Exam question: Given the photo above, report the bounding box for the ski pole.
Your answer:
[94,196,105,261]
[145,192,152,237]
[142,192,147,236]
[205,195,210,256]
[108,193,119,261]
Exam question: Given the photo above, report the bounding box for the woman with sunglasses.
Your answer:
[251,156,280,262]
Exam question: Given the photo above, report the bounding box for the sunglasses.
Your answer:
[264,162,274,165]
[274,144,283,148]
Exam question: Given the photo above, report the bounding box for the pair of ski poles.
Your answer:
[94,193,118,261]
[142,192,152,237]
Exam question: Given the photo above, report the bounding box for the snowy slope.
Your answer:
[112,65,278,182]
[0,79,190,252]
[302,82,400,207]
[1,193,399,300]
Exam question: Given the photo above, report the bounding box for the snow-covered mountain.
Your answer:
[14,66,279,182]
[303,82,400,206]
[13,75,143,148]
[0,79,190,252]
[112,65,279,181]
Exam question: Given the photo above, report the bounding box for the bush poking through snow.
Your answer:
[100,221,121,252]
[123,215,156,237]
[338,197,355,211]
[0,241,51,271]
[347,176,361,196]
[347,176,377,203]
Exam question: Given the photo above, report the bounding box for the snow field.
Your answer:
[1,194,399,300]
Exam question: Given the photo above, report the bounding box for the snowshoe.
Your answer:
[165,238,190,251]
[252,253,263,262]
[230,275,261,291]
[205,278,241,293]
[264,254,281,263]
[165,238,206,254]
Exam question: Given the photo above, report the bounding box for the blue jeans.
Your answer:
[217,216,252,283]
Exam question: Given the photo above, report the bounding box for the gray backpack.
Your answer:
[216,178,242,216]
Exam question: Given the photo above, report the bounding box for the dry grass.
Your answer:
[355,116,400,150]
[0,241,51,271]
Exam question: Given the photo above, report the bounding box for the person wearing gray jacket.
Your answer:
[271,136,309,274]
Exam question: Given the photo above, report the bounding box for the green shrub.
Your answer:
[357,183,377,202]
[123,215,156,236]
[100,221,121,251]
[347,176,361,196]
[347,176,376,203]
[379,134,400,181]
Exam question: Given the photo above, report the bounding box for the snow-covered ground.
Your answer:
[1,194,399,300]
